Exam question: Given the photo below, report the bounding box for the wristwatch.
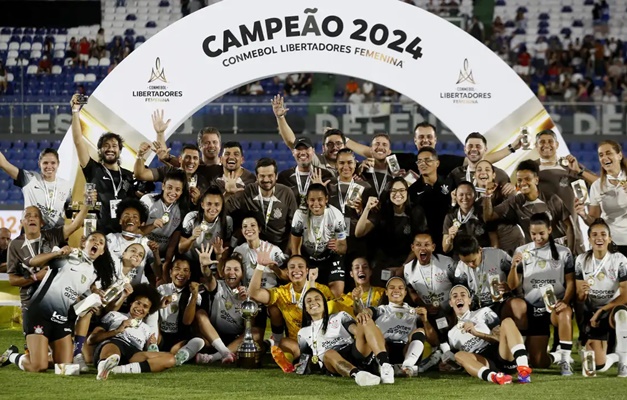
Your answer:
[577,165,586,177]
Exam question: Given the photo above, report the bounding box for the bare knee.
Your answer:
[164,353,176,369]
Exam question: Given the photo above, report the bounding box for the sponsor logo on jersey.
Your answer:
[34,325,44,334]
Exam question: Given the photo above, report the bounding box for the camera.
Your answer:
[76,94,89,105]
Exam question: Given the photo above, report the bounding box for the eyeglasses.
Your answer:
[390,188,407,195]
[325,141,344,148]
[416,158,435,165]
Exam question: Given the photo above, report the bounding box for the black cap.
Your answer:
[294,137,313,149]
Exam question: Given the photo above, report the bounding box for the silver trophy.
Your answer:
[83,213,97,237]
[85,183,96,208]
[488,274,502,302]
[541,284,558,311]
[237,299,262,368]
[559,157,570,168]
[520,126,531,150]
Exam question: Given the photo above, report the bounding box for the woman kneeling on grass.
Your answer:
[448,285,532,385]
[89,283,175,380]
[296,288,394,386]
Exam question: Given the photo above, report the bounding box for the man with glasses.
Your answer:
[272,95,345,176]
[407,147,451,253]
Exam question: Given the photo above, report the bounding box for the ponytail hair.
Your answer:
[529,212,559,260]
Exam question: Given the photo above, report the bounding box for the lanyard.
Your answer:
[371,170,388,198]
[162,199,173,214]
[294,170,311,197]
[258,186,275,227]
[290,282,310,309]
[121,231,143,239]
[308,210,327,255]
[101,163,123,199]
[42,179,57,211]
[465,166,475,183]
[456,208,475,225]
[24,238,42,258]
[311,321,323,361]
[585,252,610,281]
[337,180,354,214]
[470,263,485,297]
[418,263,435,293]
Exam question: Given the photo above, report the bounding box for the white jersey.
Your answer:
[182,211,234,251]
[112,257,148,287]
[15,169,72,229]
[233,242,287,289]
[100,311,152,351]
[209,280,245,336]
[589,177,627,245]
[575,251,627,311]
[514,242,574,308]
[106,232,154,271]
[28,255,97,322]
[291,205,346,258]
[454,248,511,307]
[157,283,202,334]
[372,303,419,343]
[297,311,355,364]
[404,255,455,310]
[141,194,183,255]
[448,307,499,353]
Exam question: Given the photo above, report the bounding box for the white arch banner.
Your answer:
[58,0,567,183]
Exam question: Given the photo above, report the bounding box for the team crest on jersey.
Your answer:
[81,275,86,284]
[273,208,283,219]
[559,177,570,187]
[403,225,411,235]
[34,325,44,334]
[225,300,233,310]
[328,318,340,330]
[441,185,450,195]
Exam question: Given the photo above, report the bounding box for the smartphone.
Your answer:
[295,354,310,375]
[76,94,89,105]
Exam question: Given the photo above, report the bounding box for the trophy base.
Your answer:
[237,351,262,369]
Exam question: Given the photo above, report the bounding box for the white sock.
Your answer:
[477,366,494,382]
[402,340,425,367]
[178,337,205,361]
[9,353,25,371]
[439,343,451,353]
[111,362,142,374]
[212,338,230,357]
[210,352,223,362]
[615,309,627,363]
[511,344,528,367]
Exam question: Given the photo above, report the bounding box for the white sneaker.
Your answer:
[400,365,418,377]
[355,370,381,386]
[380,362,395,384]
[175,349,190,366]
[560,361,573,376]
[97,354,120,381]
[418,349,442,373]
[73,353,89,373]
[599,353,619,372]
[618,363,627,378]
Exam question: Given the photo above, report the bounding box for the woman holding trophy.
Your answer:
[574,218,627,377]
[507,213,575,374]
[1,231,115,373]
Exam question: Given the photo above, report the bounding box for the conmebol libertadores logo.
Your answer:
[440,58,492,104]
[132,58,183,102]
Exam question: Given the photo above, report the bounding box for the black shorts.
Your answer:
[386,340,408,365]
[525,302,552,337]
[478,343,517,373]
[160,331,193,352]
[306,253,345,284]
[93,338,141,367]
[335,342,377,374]
[22,305,72,342]
[580,308,613,344]
[485,294,514,317]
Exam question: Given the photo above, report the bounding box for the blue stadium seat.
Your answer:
[24,159,38,170]
[0,190,8,202]
[8,189,23,204]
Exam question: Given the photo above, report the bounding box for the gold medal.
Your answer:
[433,301,440,308]
[597,272,605,281]
[162,212,170,224]
[523,251,530,260]
[129,319,140,328]
[170,304,178,314]
[312,355,319,364]
[538,260,546,269]
[587,278,595,286]
[171,293,178,302]
[200,221,210,232]
[225,301,233,310]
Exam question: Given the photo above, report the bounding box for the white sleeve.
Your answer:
[589,180,601,207]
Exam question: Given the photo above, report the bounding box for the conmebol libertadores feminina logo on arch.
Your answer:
[440,58,492,104]
[132,58,183,103]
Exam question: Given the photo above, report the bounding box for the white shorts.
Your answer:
[79,54,89,62]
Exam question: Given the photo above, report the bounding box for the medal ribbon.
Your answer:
[371,169,388,198]
[290,281,310,308]
[258,186,275,227]
[337,180,354,214]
